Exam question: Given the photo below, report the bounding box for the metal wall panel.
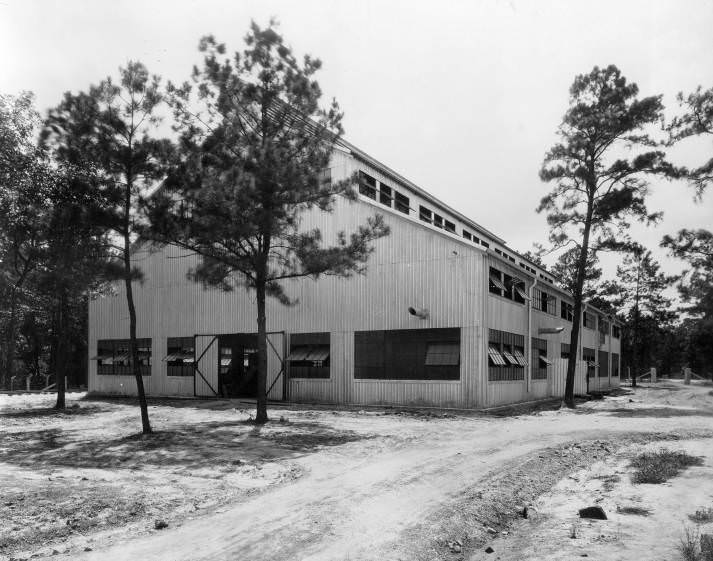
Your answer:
[88,183,486,407]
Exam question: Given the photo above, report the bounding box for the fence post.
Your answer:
[684,367,691,385]
[650,367,657,383]
[26,376,30,391]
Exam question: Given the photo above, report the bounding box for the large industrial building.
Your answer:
[88,138,621,408]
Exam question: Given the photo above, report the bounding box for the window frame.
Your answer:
[379,182,393,207]
[358,171,377,200]
[289,333,331,379]
[394,191,410,214]
[488,329,525,381]
[419,205,432,224]
[355,328,460,381]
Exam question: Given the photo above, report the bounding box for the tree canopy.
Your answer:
[668,86,713,198]
[146,23,389,422]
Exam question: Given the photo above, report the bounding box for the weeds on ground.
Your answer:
[679,525,713,561]
[630,449,704,484]
[690,507,713,524]
[680,526,701,561]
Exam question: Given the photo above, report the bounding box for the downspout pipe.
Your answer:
[527,276,538,395]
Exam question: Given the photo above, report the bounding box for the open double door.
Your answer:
[193,332,285,400]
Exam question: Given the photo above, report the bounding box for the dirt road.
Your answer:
[39,381,712,561]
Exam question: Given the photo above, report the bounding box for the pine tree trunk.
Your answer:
[631,259,641,388]
[123,180,151,434]
[563,198,595,407]
[255,280,269,424]
[3,292,19,390]
[55,291,66,409]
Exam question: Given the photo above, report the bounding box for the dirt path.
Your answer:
[43,381,713,561]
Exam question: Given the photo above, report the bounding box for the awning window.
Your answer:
[513,283,528,300]
[489,274,506,291]
[163,352,195,363]
[425,342,459,366]
[112,353,130,365]
[220,358,232,367]
[287,347,311,361]
[288,345,330,363]
[511,348,527,367]
[539,355,552,366]
[488,345,507,366]
[502,349,520,366]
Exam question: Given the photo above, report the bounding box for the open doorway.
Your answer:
[218,334,259,398]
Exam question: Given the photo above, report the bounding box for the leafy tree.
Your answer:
[146,23,389,423]
[538,65,675,406]
[669,86,712,198]
[37,165,119,408]
[601,247,676,386]
[0,92,48,389]
[42,63,171,430]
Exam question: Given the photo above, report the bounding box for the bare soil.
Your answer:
[1,380,712,561]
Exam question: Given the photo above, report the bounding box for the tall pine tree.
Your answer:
[42,63,172,431]
[538,65,675,406]
[146,23,389,423]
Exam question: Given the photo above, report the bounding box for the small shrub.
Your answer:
[679,525,701,561]
[678,527,713,561]
[702,534,713,561]
[690,508,713,524]
[630,449,704,484]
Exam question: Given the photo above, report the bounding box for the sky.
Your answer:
[1,0,712,287]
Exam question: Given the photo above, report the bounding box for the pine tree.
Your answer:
[538,65,676,406]
[42,63,172,431]
[669,86,712,198]
[603,247,676,386]
[145,23,389,423]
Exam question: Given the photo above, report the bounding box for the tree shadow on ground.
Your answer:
[597,407,713,418]
[0,418,373,472]
[0,405,103,419]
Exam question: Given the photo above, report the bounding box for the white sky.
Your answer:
[1,0,711,284]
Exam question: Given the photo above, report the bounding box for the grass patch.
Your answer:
[617,505,652,516]
[630,449,704,484]
[690,507,713,524]
[678,526,713,561]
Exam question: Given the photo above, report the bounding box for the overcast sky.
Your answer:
[1,0,711,284]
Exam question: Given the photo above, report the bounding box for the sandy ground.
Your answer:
[469,438,713,561]
[1,380,712,561]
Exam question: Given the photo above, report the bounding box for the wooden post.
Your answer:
[650,367,657,383]
[26,376,30,391]
[684,367,691,385]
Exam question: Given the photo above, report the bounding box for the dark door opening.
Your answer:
[218,334,259,398]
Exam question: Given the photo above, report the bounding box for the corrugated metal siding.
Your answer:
[89,184,486,406]
[482,254,622,405]
[88,146,620,407]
